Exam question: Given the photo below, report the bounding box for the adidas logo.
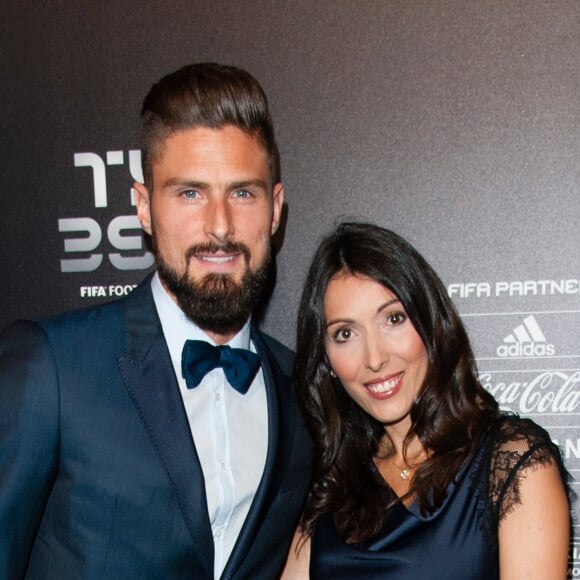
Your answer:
[496,315,556,357]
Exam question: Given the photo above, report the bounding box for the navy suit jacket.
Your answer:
[0,277,312,579]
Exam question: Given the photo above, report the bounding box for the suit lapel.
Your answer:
[223,327,292,577]
[116,277,214,578]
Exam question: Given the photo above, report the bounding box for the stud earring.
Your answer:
[329,369,337,378]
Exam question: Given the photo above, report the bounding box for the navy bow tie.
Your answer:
[181,339,261,394]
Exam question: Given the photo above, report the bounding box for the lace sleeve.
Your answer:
[487,416,568,526]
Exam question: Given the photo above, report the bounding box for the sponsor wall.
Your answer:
[2,1,578,574]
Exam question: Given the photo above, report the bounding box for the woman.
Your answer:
[282,222,570,579]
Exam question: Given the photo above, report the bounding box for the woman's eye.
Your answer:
[334,327,353,342]
[387,312,407,325]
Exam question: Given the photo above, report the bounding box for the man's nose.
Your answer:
[204,197,234,243]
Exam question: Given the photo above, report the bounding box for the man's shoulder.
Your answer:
[35,275,153,335]
[0,277,152,349]
[36,297,124,335]
[0,300,126,372]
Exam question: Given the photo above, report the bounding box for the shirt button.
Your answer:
[214,526,223,538]
[215,392,221,402]
[221,461,227,471]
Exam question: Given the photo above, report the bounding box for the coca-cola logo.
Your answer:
[479,371,580,414]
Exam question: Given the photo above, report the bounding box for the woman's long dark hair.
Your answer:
[295,222,499,543]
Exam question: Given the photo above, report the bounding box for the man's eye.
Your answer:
[182,189,199,198]
[233,189,252,199]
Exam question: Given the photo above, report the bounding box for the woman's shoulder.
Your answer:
[488,414,561,467]
[485,414,569,524]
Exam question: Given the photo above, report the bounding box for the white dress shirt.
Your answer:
[151,273,268,579]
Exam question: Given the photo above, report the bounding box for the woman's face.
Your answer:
[324,272,428,433]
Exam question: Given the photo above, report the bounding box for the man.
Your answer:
[0,63,312,579]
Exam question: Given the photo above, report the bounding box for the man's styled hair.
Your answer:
[140,62,278,188]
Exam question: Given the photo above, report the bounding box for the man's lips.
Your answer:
[196,252,240,264]
[186,242,250,269]
[364,372,404,399]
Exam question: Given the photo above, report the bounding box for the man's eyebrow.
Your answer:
[229,179,269,190]
[159,178,269,190]
[161,178,209,189]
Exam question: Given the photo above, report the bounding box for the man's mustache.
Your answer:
[184,241,251,263]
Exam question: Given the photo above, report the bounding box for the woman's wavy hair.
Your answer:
[295,222,499,543]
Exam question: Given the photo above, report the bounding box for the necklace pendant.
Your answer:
[400,468,410,480]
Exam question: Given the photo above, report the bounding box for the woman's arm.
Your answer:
[280,528,311,579]
[498,459,569,579]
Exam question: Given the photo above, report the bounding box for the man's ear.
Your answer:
[134,182,152,235]
[271,182,285,235]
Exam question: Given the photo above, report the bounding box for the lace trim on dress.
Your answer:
[471,415,568,547]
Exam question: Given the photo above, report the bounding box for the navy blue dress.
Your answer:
[309,417,567,579]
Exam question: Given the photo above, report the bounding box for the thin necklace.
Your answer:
[387,451,426,480]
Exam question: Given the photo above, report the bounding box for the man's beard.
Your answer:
[156,241,271,336]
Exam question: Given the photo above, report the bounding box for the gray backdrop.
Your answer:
[2,0,578,574]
